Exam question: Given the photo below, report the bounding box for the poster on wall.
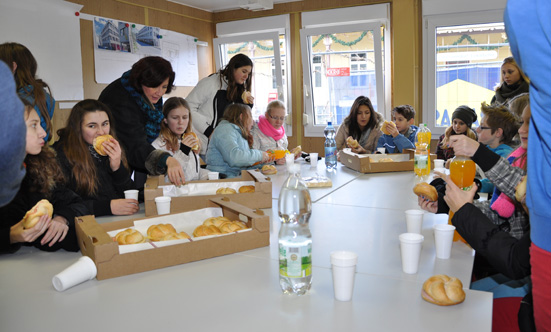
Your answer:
[93,17,198,86]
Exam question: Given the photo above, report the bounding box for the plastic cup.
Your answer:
[405,209,424,234]
[399,233,424,274]
[434,224,456,259]
[155,196,171,215]
[377,147,386,154]
[52,256,97,292]
[208,172,219,180]
[285,153,294,165]
[433,159,445,169]
[310,153,318,167]
[124,189,138,200]
[330,251,358,301]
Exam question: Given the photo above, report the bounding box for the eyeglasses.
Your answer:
[268,114,286,121]
[476,126,492,131]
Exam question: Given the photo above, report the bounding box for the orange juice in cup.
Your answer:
[448,156,476,242]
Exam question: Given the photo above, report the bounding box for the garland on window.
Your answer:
[228,41,279,54]
[439,34,501,51]
[312,31,369,48]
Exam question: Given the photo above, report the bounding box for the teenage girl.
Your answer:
[436,105,478,165]
[491,56,529,106]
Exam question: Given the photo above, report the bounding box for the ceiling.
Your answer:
[167,0,301,12]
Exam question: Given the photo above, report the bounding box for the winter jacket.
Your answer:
[205,120,263,178]
[251,122,288,152]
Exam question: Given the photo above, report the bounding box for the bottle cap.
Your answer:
[328,121,332,126]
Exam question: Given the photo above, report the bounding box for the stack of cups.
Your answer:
[155,196,171,215]
[52,256,97,292]
[330,251,358,301]
[399,233,424,274]
[310,153,319,167]
[285,153,295,172]
[434,224,456,259]
[405,209,424,234]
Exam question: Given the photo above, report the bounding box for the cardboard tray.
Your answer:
[75,197,270,280]
[144,170,272,216]
[340,148,436,173]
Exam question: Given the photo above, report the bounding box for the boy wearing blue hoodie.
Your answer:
[377,104,418,153]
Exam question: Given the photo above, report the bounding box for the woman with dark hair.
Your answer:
[335,95,384,154]
[98,56,185,187]
[206,104,272,178]
[0,101,87,254]
[54,99,138,217]
[151,97,209,181]
[0,42,55,142]
[186,54,254,157]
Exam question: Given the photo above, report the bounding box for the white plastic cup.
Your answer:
[434,224,456,259]
[330,251,358,301]
[52,256,97,292]
[155,196,171,215]
[208,172,219,180]
[433,159,445,169]
[310,153,319,167]
[124,189,138,200]
[405,209,424,234]
[285,153,295,165]
[399,233,424,274]
[377,147,386,154]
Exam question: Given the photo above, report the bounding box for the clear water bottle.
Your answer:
[278,163,312,295]
[324,122,337,170]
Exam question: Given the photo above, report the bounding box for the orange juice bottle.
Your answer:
[448,155,476,242]
[414,124,431,177]
[273,148,286,160]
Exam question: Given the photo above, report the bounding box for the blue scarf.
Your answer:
[120,70,163,143]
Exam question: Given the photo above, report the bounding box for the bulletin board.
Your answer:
[0,0,84,101]
[92,16,199,87]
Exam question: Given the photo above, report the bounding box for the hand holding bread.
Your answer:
[413,183,438,202]
[22,199,54,229]
[346,136,360,149]
[241,91,253,104]
[93,135,114,156]
[421,275,465,306]
[182,132,200,152]
[381,121,397,136]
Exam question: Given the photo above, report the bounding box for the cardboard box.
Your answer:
[340,148,437,173]
[75,197,270,280]
[144,170,272,216]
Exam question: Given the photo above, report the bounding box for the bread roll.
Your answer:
[219,222,243,233]
[147,223,177,241]
[381,121,396,135]
[290,146,302,157]
[239,185,255,193]
[261,165,277,175]
[413,182,438,202]
[93,135,113,156]
[216,187,237,195]
[241,91,252,104]
[421,275,466,306]
[161,231,190,241]
[515,175,527,203]
[115,228,146,245]
[184,132,199,151]
[22,199,54,229]
[193,224,222,237]
[346,136,360,149]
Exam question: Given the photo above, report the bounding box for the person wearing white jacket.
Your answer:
[186,54,254,158]
[151,97,209,182]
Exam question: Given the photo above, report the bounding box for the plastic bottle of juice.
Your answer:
[448,155,477,242]
[414,124,431,178]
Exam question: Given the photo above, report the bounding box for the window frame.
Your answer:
[300,22,386,137]
[422,9,506,136]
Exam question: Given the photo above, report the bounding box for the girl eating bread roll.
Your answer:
[54,99,139,217]
[151,97,209,181]
[0,101,88,254]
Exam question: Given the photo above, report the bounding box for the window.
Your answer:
[300,4,389,137]
[215,15,290,133]
[423,2,508,135]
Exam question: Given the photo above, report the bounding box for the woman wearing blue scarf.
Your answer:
[99,56,185,188]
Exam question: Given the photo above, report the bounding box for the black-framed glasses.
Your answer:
[476,126,492,131]
[268,114,286,121]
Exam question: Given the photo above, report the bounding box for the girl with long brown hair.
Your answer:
[54,99,138,217]
[152,97,209,181]
[0,101,87,254]
[206,104,272,178]
[0,42,55,142]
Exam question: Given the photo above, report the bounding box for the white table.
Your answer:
[0,246,491,332]
[0,165,492,332]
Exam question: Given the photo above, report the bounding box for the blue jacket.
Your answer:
[206,120,263,178]
[376,125,418,153]
[506,0,551,252]
[479,143,515,193]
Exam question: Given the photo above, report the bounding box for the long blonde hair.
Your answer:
[222,104,253,148]
[159,97,193,152]
[495,56,529,91]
